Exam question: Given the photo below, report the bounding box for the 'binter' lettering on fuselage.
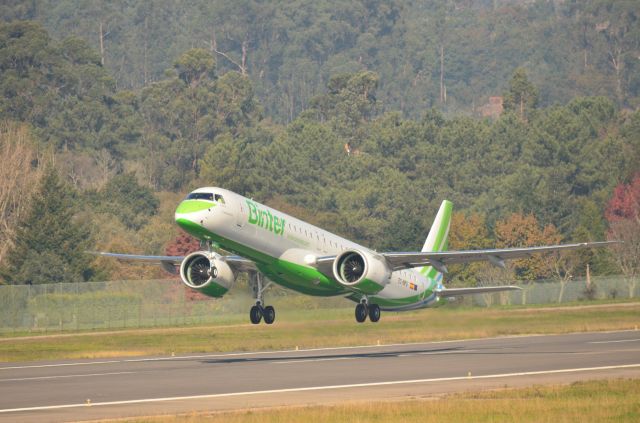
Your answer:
[246,200,285,235]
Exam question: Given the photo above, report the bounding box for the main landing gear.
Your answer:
[249,272,275,325]
[355,300,381,323]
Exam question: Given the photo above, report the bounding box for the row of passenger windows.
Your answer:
[287,222,346,251]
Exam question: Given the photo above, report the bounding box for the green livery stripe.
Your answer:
[431,200,452,253]
[351,278,385,295]
[176,218,345,296]
[420,200,452,276]
[175,200,215,214]
[177,218,429,305]
[196,282,229,297]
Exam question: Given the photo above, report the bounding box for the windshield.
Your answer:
[186,192,214,201]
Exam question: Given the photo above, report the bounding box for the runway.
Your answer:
[1,330,640,422]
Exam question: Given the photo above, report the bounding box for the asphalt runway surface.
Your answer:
[1,330,640,422]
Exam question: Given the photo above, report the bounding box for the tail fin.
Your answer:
[418,200,452,278]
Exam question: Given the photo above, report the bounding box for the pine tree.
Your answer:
[1,167,93,284]
[503,68,539,120]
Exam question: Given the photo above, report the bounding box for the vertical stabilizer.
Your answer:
[418,200,452,278]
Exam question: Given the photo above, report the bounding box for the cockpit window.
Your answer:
[187,192,214,201]
[214,194,225,204]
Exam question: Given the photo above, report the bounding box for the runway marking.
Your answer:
[0,371,134,382]
[273,357,356,365]
[409,349,478,356]
[588,338,640,344]
[1,363,639,414]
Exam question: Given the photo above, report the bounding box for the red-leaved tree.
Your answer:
[164,231,206,301]
[606,173,640,298]
[605,173,640,222]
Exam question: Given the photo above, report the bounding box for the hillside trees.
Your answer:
[0,123,48,266]
[0,21,120,153]
[0,168,93,284]
[0,19,637,285]
[10,1,640,121]
[134,48,261,190]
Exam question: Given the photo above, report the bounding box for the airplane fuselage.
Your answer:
[175,188,441,310]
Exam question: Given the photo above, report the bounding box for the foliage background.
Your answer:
[0,0,638,286]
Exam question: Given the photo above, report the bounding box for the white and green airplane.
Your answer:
[98,187,614,324]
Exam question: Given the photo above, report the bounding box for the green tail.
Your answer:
[418,200,452,279]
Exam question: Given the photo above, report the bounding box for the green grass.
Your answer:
[1,302,639,362]
[122,378,640,422]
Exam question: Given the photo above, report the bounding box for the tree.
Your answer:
[494,213,561,281]
[92,172,159,231]
[503,68,539,120]
[547,250,581,303]
[607,219,640,298]
[605,175,640,297]
[164,230,211,301]
[447,212,491,287]
[0,167,93,284]
[173,48,216,87]
[165,231,200,257]
[0,122,47,266]
[605,173,640,222]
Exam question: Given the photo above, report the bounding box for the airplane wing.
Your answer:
[381,241,617,273]
[436,285,520,297]
[89,252,257,274]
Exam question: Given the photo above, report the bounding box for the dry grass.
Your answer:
[117,379,640,423]
[1,303,639,362]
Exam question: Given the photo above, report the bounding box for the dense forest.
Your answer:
[3,0,639,120]
[0,1,638,287]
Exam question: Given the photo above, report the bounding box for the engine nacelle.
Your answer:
[180,251,234,298]
[332,249,391,295]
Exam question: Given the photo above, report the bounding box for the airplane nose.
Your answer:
[175,200,211,215]
[175,199,212,233]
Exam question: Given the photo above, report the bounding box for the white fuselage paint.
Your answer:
[175,188,438,309]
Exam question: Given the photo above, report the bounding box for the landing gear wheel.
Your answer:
[355,303,368,323]
[368,304,381,322]
[263,306,276,324]
[250,305,262,324]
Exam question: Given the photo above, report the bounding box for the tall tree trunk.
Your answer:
[439,45,445,104]
[99,21,105,66]
[143,16,148,85]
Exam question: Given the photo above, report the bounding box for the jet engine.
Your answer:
[332,249,391,295]
[180,252,235,298]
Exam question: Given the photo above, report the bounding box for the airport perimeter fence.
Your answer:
[0,276,637,335]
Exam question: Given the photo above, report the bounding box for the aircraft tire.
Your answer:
[250,305,262,324]
[368,304,381,322]
[355,303,367,323]
[263,306,276,324]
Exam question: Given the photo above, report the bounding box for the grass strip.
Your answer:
[119,378,640,423]
[1,302,639,362]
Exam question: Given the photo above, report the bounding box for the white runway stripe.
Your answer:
[1,363,639,414]
[0,371,134,382]
[588,338,640,344]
